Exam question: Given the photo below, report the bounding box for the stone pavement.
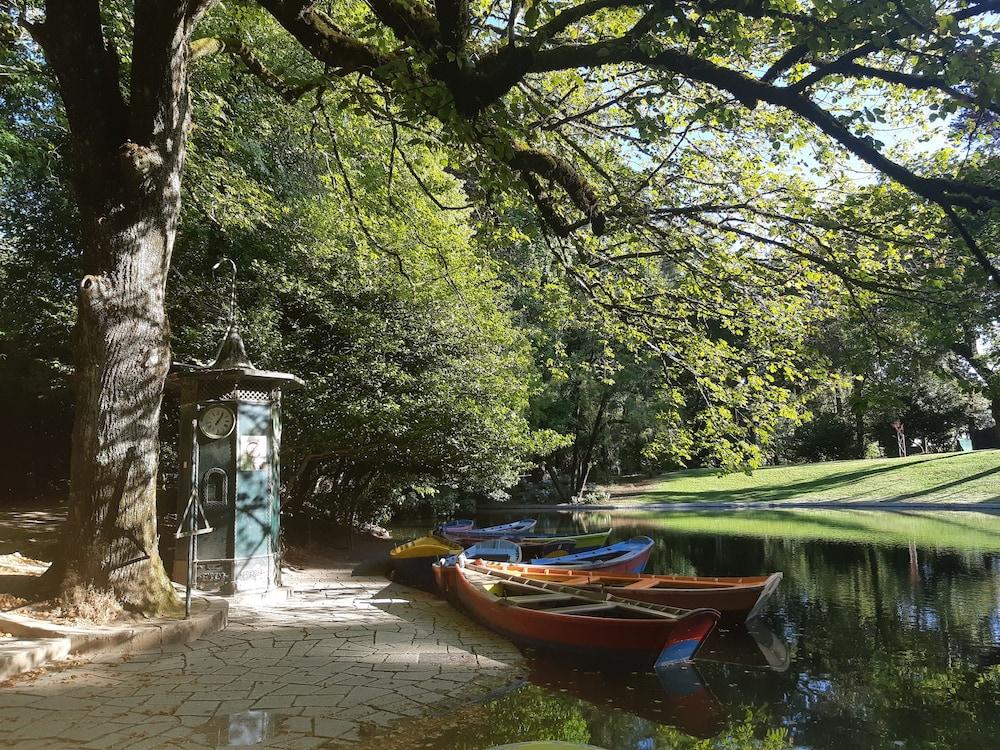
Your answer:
[0,569,524,749]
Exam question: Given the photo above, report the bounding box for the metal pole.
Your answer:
[186,528,194,619]
[185,418,199,619]
[212,257,238,328]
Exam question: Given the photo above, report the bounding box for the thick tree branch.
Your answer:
[26,0,128,171]
[790,41,884,92]
[528,0,648,47]
[191,36,326,101]
[949,340,1000,393]
[365,0,440,50]
[761,43,808,82]
[510,146,607,234]
[256,0,390,75]
[940,204,1000,292]
[259,0,1000,238]
[435,0,470,55]
[796,60,997,114]
[528,41,1000,211]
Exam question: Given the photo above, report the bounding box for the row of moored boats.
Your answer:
[389,518,783,670]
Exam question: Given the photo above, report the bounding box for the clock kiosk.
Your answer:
[169,262,302,595]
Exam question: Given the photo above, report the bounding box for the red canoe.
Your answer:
[476,563,782,621]
[434,561,720,669]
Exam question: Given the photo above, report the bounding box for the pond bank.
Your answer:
[491,500,1000,512]
[453,506,1000,554]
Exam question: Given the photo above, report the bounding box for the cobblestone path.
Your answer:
[0,572,524,749]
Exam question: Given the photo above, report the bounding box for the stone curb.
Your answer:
[0,594,228,681]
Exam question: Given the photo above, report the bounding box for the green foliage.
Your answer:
[1,7,552,516]
[863,440,883,460]
[6,0,1000,511]
[0,31,76,496]
[168,26,561,522]
[783,175,1000,459]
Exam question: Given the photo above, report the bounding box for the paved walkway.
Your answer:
[0,569,524,749]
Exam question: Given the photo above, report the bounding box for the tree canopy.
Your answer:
[2,0,1000,607]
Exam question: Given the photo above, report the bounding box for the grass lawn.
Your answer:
[606,449,1000,505]
[610,509,1000,551]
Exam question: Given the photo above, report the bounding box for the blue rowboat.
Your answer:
[446,529,613,557]
[438,518,537,540]
[454,539,522,564]
[436,519,475,534]
[520,536,655,575]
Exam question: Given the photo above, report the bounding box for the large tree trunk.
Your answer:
[853,405,866,458]
[29,0,204,613]
[50,219,178,613]
[572,390,611,499]
[990,396,1000,448]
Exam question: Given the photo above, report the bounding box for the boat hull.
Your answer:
[615,576,781,620]
[434,564,718,669]
[443,529,610,552]
[389,535,464,591]
[479,565,782,621]
[518,537,655,575]
[439,518,537,540]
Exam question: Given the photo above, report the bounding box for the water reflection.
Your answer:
[526,660,724,739]
[197,710,274,747]
[383,509,1000,749]
[698,620,790,672]
[520,620,791,742]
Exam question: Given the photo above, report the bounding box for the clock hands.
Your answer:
[202,407,233,436]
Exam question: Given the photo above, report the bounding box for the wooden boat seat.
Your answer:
[546,603,618,614]
[502,593,576,606]
[623,579,661,590]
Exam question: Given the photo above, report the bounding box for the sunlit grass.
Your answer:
[604,508,1000,552]
[610,450,1000,505]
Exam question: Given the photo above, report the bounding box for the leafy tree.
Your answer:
[0,65,76,497]
[4,0,1000,609]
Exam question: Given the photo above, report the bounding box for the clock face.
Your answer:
[199,405,236,439]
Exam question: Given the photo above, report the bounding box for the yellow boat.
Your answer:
[389,534,463,590]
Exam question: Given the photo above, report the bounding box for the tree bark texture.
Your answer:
[56,226,177,612]
[990,397,1000,448]
[29,0,203,613]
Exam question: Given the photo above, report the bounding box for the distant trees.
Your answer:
[773,174,1000,461]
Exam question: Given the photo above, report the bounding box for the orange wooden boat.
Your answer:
[434,561,719,669]
[477,562,782,622]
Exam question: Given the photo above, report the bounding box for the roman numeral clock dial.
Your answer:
[199,405,235,439]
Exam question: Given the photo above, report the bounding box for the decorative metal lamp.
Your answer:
[169,259,303,595]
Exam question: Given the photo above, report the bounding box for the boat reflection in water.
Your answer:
[697,618,791,672]
[521,618,790,741]
[525,657,723,739]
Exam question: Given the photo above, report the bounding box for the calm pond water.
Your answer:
[385,509,1000,750]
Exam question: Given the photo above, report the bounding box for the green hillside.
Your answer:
[603,509,1000,551]
[608,450,1000,505]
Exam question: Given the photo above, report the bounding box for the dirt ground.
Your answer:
[0,502,398,626]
